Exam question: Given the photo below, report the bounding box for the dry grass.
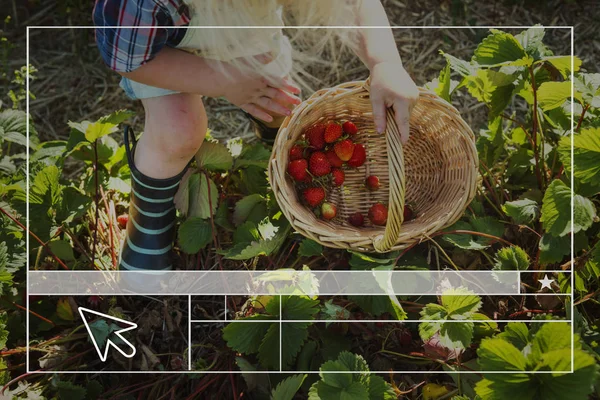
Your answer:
[2,0,598,143]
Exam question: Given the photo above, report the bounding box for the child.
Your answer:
[93,0,419,271]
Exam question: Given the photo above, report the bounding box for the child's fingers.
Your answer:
[240,103,273,123]
[255,96,292,116]
[263,87,302,106]
[264,77,301,95]
[393,102,411,144]
[371,95,387,134]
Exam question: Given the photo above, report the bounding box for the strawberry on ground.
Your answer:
[347,143,366,167]
[368,203,388,225]
[348,212,364,227]
[303,187,326,207]
[334,139,355,162]
[321,202,337,220]
[289,144,304,161]
[365,175,380,190]
[287,159,308,181]
[117,214,129,229]
[309,152,331,176]
[305,124,326,150]
[325,148,343,168]
[324,123,343,143]
[332,168,345,186]
[342,121,358,135]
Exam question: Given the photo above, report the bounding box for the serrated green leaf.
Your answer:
[320,360,352,388]
[442,288,482,318]
[233,194,265,226]
[271,374,307,400]
[340,382,369,400]
[558,128,600,190]
[443,217,505,250]
[538,81,572,111]
[188,173,218,219]
[178,217,212,254]
[515,26,546,57]
[195,141,233,171]
[88,320,121,349]
[477,338,527,371]
[223,318,272,354]
[497,322,530,350]
[473,30,527,66]
[539,233,570,265]
[475,376,536,400]
[530,322,571,363]
[465,70,516,118]
[541,56,582,79]
[83,121,118,142]
[493,246,530,272]
[298,239,323,257]
[98,109,135,125]
[537,349,598,399]
[541,179,596,236]
[366,375,396,400]
[502,199,540,224]
[281,323,311,369]
[442,51,478,77]
[49,240,75,262]
[0,109,31,148]
[439,322,474,349]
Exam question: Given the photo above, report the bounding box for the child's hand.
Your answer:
[217,56,301,123]
[369,61,419,144]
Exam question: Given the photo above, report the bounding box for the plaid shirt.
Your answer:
[93,0,190,73]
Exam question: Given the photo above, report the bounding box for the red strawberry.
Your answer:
[403,205,415,220]
[289,144,304,161]
[305,124,326,150]
[309,152,331,176]
[342,121,358,135]
[287,159,308,181]
[117,214,129,229]
[324,123,342,143]
[347,144,366,168]
[303,187,325,207]
[331,168,345,186]
[325,149,343,168]
[368,203,388,225]
[365,175,380,190]
[348,212,364,227]
[334,139,355,162]
[321,202,337,220]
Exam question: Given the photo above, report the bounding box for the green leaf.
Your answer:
[465,70,516,118]
[298,239,323,257]
[515,26,546,57]
[56,381,87,400]
[189,173,219,219]
[435,63,452,102]
[258,323,281,370]
[0,109,32,148]
[443,217,505,250]
[541,56,582,79]
[223,318,272,354]
[271,374,307,400]
[541,179,596,236]
[340,382,369,400]
[493,246,530,272]
[223,218,290,260]
[442,288,482,318]
[558,128,600,190]
[502,199,540,224]
[98,109,135,125]
[574,72,600,106]
[281,323,312,369]
[83,121,118,143]
[537,349,598,399]
[477,338,527,371]
[439,322,474,349]
[475,377,536,400]
[442,51,477,77]
[279,295,320,321]
[472,30,527,66]
[538,81,572,111]
[530,322,571,363]
[233,194,265,226]
[49,240,75,261]
[88,320,121,349]
[178,217,213,254]
[539,233,570,265]
[497,322,530,350]
[320,360,352,388]
[0,312,9,349]
[366,375,396,400]
[195,141,234,171]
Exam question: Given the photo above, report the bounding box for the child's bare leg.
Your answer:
[119,93,207,270]
[136,93,207,179]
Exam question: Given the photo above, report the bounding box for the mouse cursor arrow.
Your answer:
[78,307,138,362]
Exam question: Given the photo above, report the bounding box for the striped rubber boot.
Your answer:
[119,126,187,271]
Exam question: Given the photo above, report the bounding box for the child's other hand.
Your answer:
[369,61,419,144]
[218,55,301,123]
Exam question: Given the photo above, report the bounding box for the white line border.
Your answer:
[25,25,575,375]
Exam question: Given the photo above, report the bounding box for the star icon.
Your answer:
[538,274,554,290]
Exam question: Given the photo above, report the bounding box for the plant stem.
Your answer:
[91,140,100,269]
[0,206,69,270]
[528,65,545,190]
[576,104,590,132]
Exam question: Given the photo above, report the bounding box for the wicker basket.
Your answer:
[268,78,478,253]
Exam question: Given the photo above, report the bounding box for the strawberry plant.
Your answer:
[1,25,599,400]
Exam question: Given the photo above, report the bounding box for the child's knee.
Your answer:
[144,94,207,160]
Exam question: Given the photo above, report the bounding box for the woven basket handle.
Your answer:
[362,78,406,252]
